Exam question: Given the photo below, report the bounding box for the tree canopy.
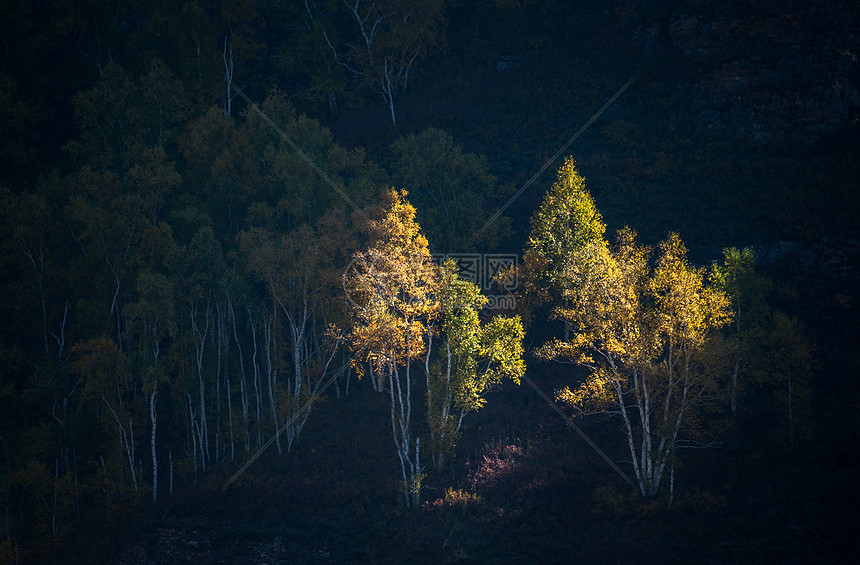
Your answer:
[0,1,840,561]
[526,163,734,499]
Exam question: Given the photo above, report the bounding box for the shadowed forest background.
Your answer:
[1,0,859,563]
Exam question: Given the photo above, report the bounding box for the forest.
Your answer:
[1,0,859,563]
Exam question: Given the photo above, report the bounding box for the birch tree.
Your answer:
[275,0,349,118]
[711,247,771,416]
[346,189,439,508]
[175,226,228,473]
[426,259,524,469]
[529,161,733,500]
[241,223,345,452]
[123,269,175,503]
[72,337,141,496]
[520,157,606,335]
[764,312,817,448]
[712,249,817,445]
[324,0,447,129]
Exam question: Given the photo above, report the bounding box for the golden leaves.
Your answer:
[524,158,606,298]
[557,369,616,412]
[534,211,734,430]
[346,189,440,374]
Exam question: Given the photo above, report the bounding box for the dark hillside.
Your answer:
[0,1,858,564]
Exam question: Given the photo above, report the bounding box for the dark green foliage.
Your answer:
[0,0,856,563]
[390,128,507,253]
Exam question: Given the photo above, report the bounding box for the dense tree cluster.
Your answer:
[0,1,833,563]
[345,190,524,507]
[520,159,816,500]
[0,76,382,563]
[0,2,515,559]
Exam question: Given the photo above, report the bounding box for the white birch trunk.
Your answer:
[103,397,138,492]
[149,389,157,504]
[250,316,264,449]
[223,35,234,116]
[389,359,423,508]
[264,318,282,455]
[191,300,211,471]
[229,297,251,452]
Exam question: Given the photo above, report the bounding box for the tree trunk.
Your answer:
[103,397,138,492]
[389,364,410,508]
[250,315,264,449]
[389,360,423,508]
[51,460,59,538]
[219,303,234,461]
[264,318,282,455]
[128,418,137,492]
[187,392,198,480]
[223,35,234,116]
[149,389,157,504]
[230,297,250,452]
[191,300,211,470]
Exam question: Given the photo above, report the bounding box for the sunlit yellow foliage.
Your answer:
[346,189,525,501]
[521,157,606,307]
[527,160,734,498]
[347,189,440,379]
[543,227,732,497]
[428,259,524,468]
[557,368,617,412]
[344,189,442,509]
